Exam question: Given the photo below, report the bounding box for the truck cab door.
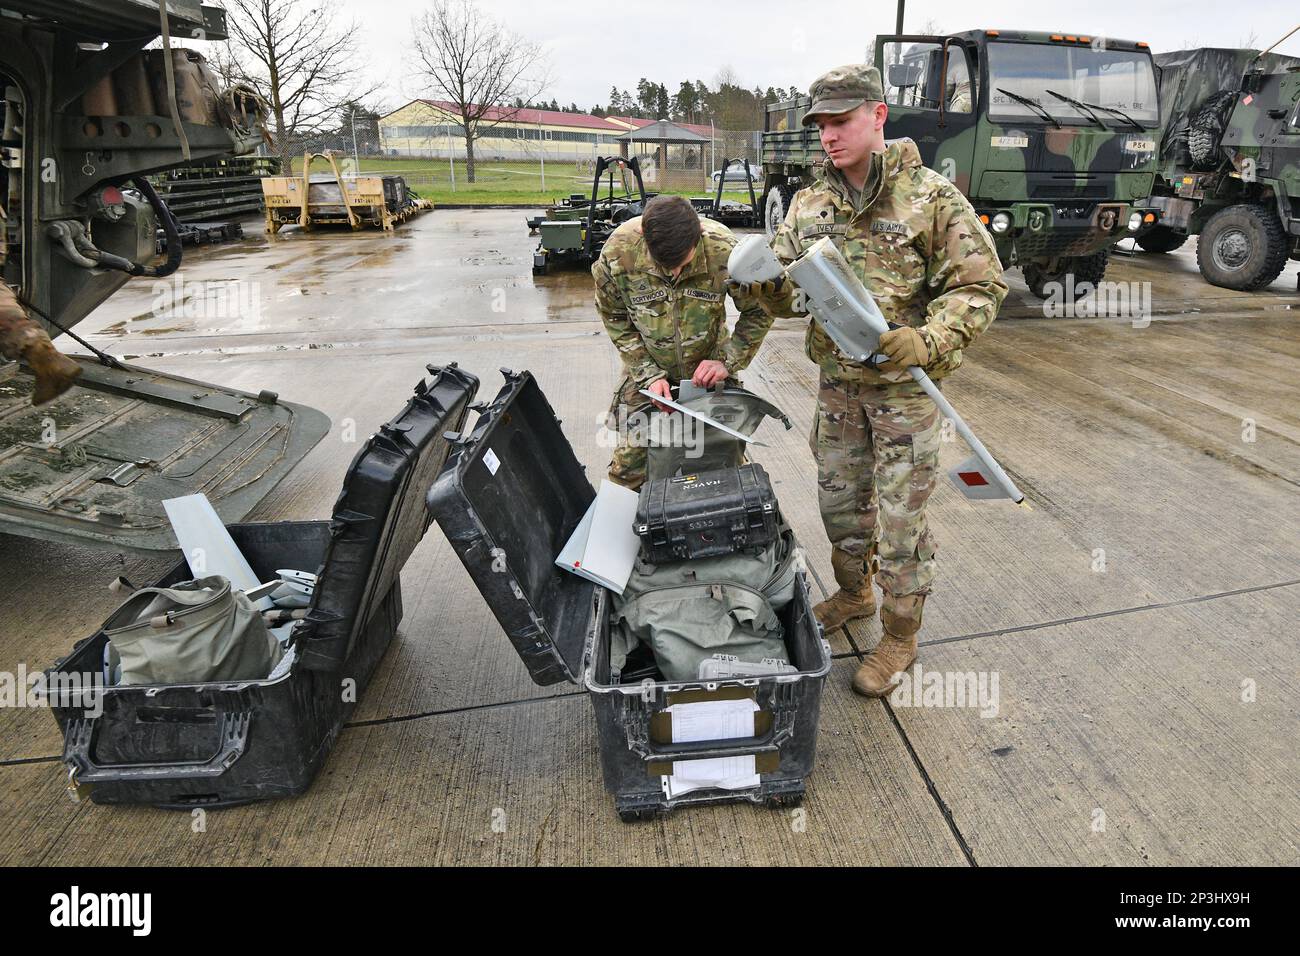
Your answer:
[875,37,979,195]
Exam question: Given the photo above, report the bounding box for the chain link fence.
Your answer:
[262,127,763,203]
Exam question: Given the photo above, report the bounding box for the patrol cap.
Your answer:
[802,64,885,126]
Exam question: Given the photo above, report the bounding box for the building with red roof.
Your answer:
[379,100,719,161]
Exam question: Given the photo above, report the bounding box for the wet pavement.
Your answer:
[1,209,1297,865]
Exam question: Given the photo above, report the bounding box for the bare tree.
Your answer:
[220,0,377,164]
[411,0,548,182]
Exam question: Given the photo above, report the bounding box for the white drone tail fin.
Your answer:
[947,454,1018,501]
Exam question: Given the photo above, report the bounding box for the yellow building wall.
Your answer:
[379,101,624,160]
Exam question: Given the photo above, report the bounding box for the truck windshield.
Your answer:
[987,42,1158,126]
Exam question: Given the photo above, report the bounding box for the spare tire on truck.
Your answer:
[1187,89,1236,169]
[764,183,797,239]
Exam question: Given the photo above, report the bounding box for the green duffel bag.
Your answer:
[105,574,282,685]
[611,528,800,683]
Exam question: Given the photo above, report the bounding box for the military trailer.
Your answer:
[762,29,1165,298]
[1139,40,1300,290]
[262,150,430,233]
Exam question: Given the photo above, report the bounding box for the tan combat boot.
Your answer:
[1,289,81,405]
[852,593,924,698]
[22,336,82,405]
[813,547,877,632]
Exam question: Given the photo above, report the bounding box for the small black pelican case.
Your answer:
[635,462,780,563]
[44,364,478,809]
[427,369,830,822]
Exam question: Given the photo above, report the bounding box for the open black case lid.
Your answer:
[427,369,596,686]
[295,363,479,671]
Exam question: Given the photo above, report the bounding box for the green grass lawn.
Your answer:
[284,156,758,206]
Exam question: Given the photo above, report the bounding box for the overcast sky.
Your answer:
[263,0,1300,114]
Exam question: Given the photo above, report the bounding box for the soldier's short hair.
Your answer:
[642,195,702,269]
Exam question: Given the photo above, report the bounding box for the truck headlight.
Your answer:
[991,212,1012,234]
[1127,212,1143,232]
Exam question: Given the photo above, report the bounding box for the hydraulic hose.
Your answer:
[131,176,183,279]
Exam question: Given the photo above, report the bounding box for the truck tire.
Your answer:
[1135,225,1188,254]
[1188,90,1236,170]
[1195,203,1289,291]
[764,183,797,240]
[1022,250,1109,300]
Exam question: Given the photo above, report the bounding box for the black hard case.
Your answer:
[635,463,780,563]
[45,364,478,808]
[428,370,830,821]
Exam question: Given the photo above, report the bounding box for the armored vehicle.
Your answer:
[1139,39,1300,290]
[0,1,329,551]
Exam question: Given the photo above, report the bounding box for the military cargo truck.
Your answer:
[0,1,329,550]
[1139,41,1300,290]
[762,30,1164,298]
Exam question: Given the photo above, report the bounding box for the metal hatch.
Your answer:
[0,356,330,551]
[294,363,478,671]
[427,369,596,686]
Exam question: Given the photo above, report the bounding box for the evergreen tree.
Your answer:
[654,83,670,120]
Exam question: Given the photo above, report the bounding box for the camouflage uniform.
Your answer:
[947,79,973,114]
[593,215,772,489]
[769,130,1008,633]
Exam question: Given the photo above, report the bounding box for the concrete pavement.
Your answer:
[1,209,1296,865]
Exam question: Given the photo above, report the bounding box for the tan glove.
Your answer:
[876,326,932,373]
[726,276,786,299]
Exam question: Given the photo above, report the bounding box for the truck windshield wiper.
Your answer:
[1048,91,1146,132]
[995,87,1061,128]
[1079,100,1146,132]
[1044,89,1107,129]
